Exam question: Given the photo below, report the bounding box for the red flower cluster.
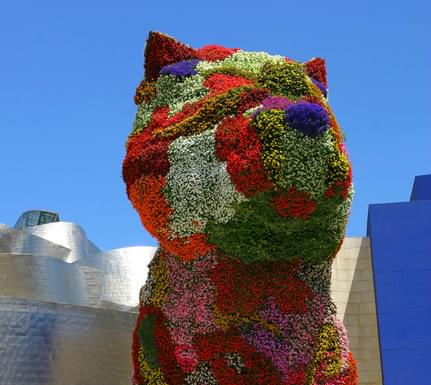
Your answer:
[325,167,352,200]
[342,353,359,385]
[128,175,172,241]
[204,74,253,96]
[162,101,203,129]
[194,328,284,385]
[197,45,240,62]
[216,116,272,197]
[174,345,198,373]
[211,257,313,316]
[304,57,327,88]
[161,233,215,262]
[285,367,306,385]
[128,175,215,261]
[144,31,197,81]
[123,107,172,186]
[153,312,186,384]
[237,88,269,114]
[272,187,317,219]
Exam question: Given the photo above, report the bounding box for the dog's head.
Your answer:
[123,32,352,263]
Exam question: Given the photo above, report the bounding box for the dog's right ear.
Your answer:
[144,31,197,81]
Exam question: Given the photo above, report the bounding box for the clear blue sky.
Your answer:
[1,0,430,250]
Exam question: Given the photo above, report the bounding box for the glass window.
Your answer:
[14,210,60,229]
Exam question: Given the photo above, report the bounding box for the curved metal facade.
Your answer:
[0,298,136,385]
[0,253,103,307]
[28,221,101,263]
[0,218,155,385]
[78,246,153,309]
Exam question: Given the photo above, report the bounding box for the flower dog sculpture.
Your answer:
[123,31,357,385]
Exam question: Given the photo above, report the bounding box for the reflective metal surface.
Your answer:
[27,222,100,263]
[78,246,156,310]
[0,217,155,385]
[0,222,155,310]
[0,298,136,385]
[0,252,103,307]
[0,224,71,261]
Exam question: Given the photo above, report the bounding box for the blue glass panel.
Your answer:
[410,174,431,201]
[367,175,431,385]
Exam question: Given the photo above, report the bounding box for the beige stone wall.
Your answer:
[331,237,383,385]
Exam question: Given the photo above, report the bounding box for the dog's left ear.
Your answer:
[144,31,197,81]
[304,57,327,88]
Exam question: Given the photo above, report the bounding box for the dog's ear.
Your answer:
[304,57,327,88]
[144,31,197,81]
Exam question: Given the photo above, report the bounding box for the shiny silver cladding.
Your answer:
[0,219,156,385]
[0,221,155,309]
[78,246,155,310]
[0,298,136,385]
[27,221,100,263]
[0,253,103,307]
[0,224,71,261]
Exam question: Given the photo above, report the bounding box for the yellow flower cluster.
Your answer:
[253,110,288,186]
[137,347,168,385]
[326,131,351,186]
[150,255,169,307]
[306,323,342,384]
[155,86,254,138]
[257,61,311,99]
[214,306,281,334]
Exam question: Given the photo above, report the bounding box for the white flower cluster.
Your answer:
[185,363,217,385]
[133,99,155,132]
[281,128,337,198]
[132,74,208,133]
[196,50,285,75]
[165,128,246,238]
[156,74,208,116]
[327,185,354,238]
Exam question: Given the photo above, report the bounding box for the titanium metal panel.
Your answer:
[367,189,431,385]
[78,246,156,309]
[0,224,71,261]
[0,253,103,307]
[28,222,100,263]
[0,298,136,385]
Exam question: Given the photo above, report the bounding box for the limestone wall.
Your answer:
[332,237,383,385]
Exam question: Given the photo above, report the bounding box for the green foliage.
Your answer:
[139,314,159,368]
[206,191,351,264]
[253,111,340,198]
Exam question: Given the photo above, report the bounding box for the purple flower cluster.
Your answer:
[252,96,291,118]
[311,78,328,98]
[284,102,330,137]
[160,59,200,77]
[261,96,291,110]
